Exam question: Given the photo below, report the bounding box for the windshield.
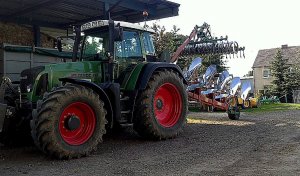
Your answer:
[80,30,153,61]
[115,31,142,59]
[80,30,109,60]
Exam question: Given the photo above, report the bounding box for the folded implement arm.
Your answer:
[170,22,245,63]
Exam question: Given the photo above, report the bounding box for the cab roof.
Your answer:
[81,20,155,33]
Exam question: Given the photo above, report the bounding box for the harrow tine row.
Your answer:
[181,42,245,58]
[171,22,245,63]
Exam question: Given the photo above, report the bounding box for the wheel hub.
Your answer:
[153,83,182,127]
[156,99,163,110]
[59,102,96,146]
[65,115,81,131]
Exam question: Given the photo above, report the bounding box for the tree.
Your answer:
[285,66,300,89]
[270,50,289,101]
[151,23,227,73]
[284,65,300,102]
[177,54,228,73]
[201,54,228,73]
[151,23,186,61]
[270,50,300,102]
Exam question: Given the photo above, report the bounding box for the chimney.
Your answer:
[281,44,288,49]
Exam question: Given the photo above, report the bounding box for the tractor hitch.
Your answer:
[0,77,17,132]
[0,103,7,132]
[0,77,7,104]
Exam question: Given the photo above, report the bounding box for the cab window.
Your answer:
[115,31,142,58]
[143,32,155,55]
[84,36,103,55]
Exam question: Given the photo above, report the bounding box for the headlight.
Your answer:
[26,84,32,93]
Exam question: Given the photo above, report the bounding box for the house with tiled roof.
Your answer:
[252,45,300,94]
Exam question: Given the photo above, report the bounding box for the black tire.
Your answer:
[133,70,187,139]
[31,84,107,159]
[243,100,251,109]
[228,106,240,120]
[0,89,32,146]
[0,120,32,146]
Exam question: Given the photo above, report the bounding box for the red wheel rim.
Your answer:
[59,102,96,146]
[154,83,182,127]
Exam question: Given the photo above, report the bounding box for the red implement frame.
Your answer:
[188,88,230,111]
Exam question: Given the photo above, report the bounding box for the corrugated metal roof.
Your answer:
[0,0,180,29]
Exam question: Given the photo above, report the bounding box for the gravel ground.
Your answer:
[1,110,300,176]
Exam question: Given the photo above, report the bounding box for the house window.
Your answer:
[263,69,270,78]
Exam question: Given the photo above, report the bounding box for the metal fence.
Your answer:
[293,90,300,104]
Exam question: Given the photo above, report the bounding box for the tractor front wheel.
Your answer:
[31,84,107,159]
[134,70,187,139]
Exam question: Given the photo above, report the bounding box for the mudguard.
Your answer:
[59,78,114,128]
[136,62,187,90]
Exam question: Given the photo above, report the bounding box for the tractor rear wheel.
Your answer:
[133,70,187,139]
[31,84,107,159]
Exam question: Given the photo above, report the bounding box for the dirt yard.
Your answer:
[1,110,300,176]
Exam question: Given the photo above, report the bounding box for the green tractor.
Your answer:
[0,20,188,159]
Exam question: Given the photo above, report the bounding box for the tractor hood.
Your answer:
[24,61,103,102]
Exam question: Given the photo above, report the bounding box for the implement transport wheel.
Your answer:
[134,70,187,139]
[243,100,251,109]
[228,106,240,120]
[31,84,107,159]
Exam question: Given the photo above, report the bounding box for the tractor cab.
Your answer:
[78,20,156,63]
[73,20,157,81]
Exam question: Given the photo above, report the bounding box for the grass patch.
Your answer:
[189,103,300,114]
[242,103,300,113]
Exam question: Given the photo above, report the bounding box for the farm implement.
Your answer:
[185,57,252,120]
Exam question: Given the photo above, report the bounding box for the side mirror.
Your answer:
[57,38,62,52]
[114,23,123,42]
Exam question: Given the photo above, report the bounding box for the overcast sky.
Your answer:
[153,0,300,77]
